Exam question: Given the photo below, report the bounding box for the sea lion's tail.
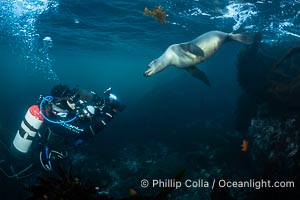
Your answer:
[228,32,261,45]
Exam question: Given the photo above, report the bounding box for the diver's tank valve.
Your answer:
[13,105,44,153]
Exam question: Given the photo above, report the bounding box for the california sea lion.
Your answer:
[144,30,257,86]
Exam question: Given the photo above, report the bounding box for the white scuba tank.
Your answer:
[13,105,44,153]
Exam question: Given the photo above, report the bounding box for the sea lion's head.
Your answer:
[144,58,165,77]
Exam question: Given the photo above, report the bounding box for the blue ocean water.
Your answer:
[0,0,300,199]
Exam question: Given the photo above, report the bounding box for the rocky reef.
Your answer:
[236,42,300,198]
[237,43,300,109]
[248,105,300,177]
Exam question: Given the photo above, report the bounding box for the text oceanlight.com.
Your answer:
[140,179,295,190]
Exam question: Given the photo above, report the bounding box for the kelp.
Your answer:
[144,6,167,24]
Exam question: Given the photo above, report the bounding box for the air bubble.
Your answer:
[0,0,59,81]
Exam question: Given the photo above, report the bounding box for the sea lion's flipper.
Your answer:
[228,32,261,45]
[186,66,211,87]
[179,43,204,57]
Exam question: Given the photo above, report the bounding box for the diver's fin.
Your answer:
[179,43,204,57]
[186,66,211,87]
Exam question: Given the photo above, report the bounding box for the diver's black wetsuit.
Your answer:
[0,85,125,180]
[45,95,117,145]
[33,86,125,172]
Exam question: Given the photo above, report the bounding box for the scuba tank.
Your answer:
[12,105,44,153]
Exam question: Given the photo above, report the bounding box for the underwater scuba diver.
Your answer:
[0,84,125,179]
